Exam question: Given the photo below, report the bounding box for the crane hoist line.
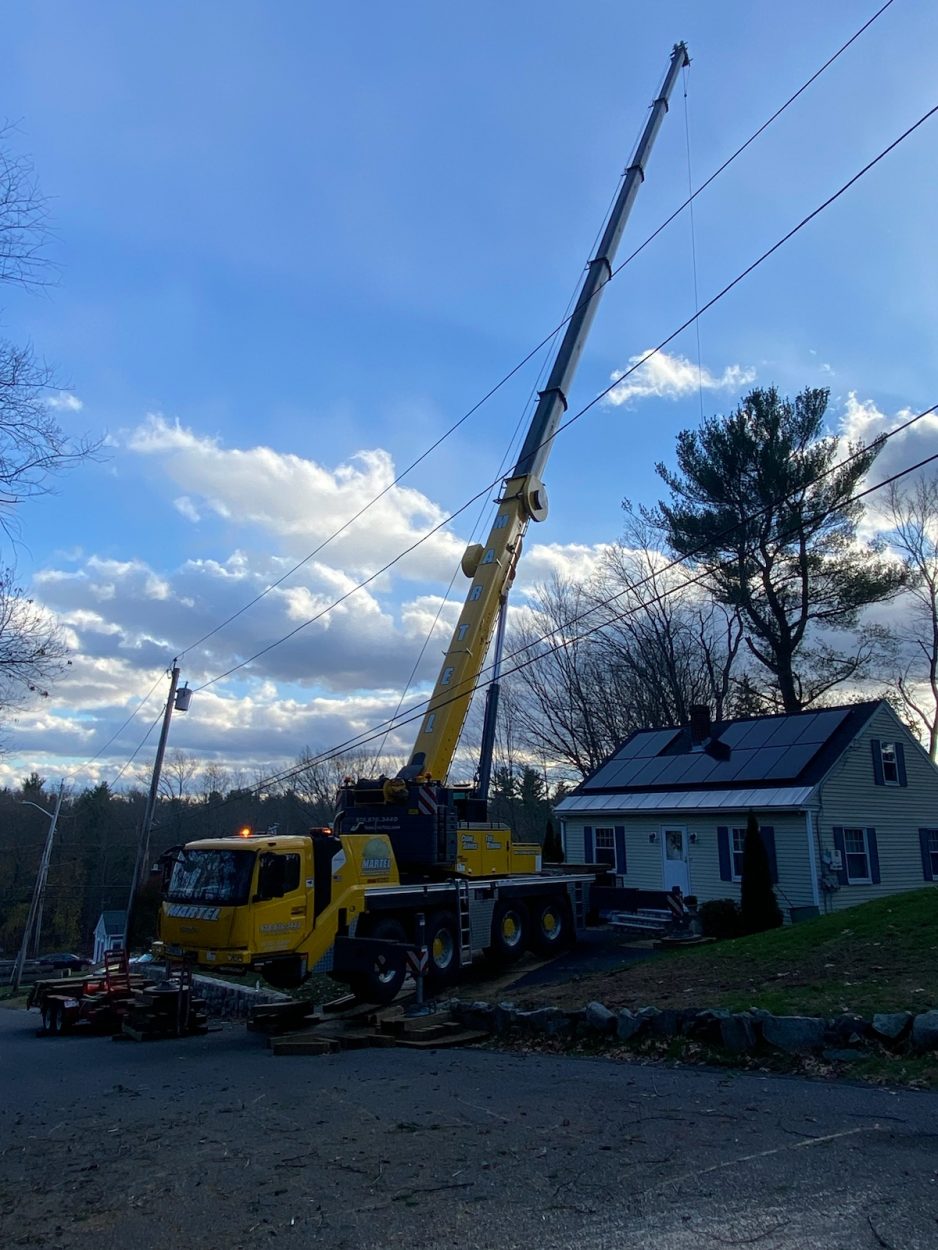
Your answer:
[156,43,689,1001]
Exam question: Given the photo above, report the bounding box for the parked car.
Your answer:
[38,953,92,972]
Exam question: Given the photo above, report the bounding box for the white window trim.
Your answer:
[843,826,872,885]
[594,826,616,870]
[730,827,746,883]
[928,829,938,878]
[880,741,900,787]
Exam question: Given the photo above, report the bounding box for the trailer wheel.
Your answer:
[348,917,407,1005]
[42,1002,60,1036]
[529,896,574,956]
[425,911,460,989]
[488,900,528,964]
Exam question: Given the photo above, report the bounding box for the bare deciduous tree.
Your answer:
[0,568,67,711]
[159,749,200,801]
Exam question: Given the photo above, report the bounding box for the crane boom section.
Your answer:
[406,42,689,784]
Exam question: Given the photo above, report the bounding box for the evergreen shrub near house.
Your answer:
[740,811,784,934]
[543,819,564,863]
[698,898,742,939]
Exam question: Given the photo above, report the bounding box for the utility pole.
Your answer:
[12,781,65,995]
[123,664,190,949]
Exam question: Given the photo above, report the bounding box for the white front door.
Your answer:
[661,827,690,895]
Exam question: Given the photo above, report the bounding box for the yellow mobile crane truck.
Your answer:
[156,43,689,1003]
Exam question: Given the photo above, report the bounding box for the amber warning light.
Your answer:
[238,827,252,838]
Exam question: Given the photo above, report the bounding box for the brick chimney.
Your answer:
[689,704,711,746]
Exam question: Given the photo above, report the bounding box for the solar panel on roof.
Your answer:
[763,741,820,779]
[760,716,809,747]
[681,752,721,783]
[791,707,849,745]
[718,718,776,749]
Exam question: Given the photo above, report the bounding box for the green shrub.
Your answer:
[699,898,742,939]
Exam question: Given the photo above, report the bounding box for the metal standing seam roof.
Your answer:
[554,786,817,814]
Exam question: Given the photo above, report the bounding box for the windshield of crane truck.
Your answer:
[167,848,256,906]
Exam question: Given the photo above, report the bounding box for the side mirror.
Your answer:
[256,852,286,900]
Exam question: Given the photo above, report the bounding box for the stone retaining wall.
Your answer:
[451,999,938,1060]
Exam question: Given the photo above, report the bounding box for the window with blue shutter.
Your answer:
[717,826,731,882]
[919,829,938,881]
[583,825,594,864]
[872,739,907,787]
[614,826,627,875]
[866,828,881,885]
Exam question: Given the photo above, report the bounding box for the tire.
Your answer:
[425,911,460,990]
[43,1002,60,1036]
[488,900,528,964]
[348,917,407,1005]
[529,896,574,957]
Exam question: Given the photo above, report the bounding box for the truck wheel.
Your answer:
[529,896,574,956]
[43,1002,60,1036]
[349,917,407,1005]
[488,900,528,964]
[425,911,460,989]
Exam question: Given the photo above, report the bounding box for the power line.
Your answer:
[191,97,938,695]
[262,444,938,791]
[173,1,896,668]
[166,398,936,817]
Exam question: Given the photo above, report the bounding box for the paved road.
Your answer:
[1,1006,936,1249]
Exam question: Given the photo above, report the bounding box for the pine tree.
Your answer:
[739,811,783,934]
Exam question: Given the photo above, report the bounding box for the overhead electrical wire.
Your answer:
[189,96,938,697]
[169,398,937,817]
[172,0,896,667]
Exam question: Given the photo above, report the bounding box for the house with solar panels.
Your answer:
[555,699,938,919]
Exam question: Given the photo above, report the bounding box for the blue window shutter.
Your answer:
[866,828,880,884]
[895,741,907,787]
[832,826,849,885]
[760,825,778,884]
[614,825,627,875]
[871,739,884,786]
[583,825,594,863]
[919,829,935,882]
[717,826,731,882]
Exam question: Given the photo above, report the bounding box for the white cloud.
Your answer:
[837,392,938,522]
[605,349,755,407]
[47,391,83,412]
[125,414,464,582]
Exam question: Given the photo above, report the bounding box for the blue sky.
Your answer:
[3,1,937,789]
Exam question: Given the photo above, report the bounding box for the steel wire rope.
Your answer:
[70,667,169,778]
[172,2,894,667]
[189,98,938,698]
[256,443,938,789]
[170,399,936,813]
[109,704,166,788]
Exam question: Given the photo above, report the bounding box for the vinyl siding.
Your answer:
[815,704,938,911]
[563,811,817,910]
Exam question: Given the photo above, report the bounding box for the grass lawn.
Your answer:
[514,887,938,1019]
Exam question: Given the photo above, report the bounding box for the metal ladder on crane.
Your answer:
[455,877,473,967]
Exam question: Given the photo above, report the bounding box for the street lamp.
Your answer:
[11,781,65,994]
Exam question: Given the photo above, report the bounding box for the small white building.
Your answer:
[92,910,127,964]
[556,700,938,917]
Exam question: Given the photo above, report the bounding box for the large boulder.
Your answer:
[719,1013,756,1055]
[871,1011,911,1043]
[616,1008,642,1042]
[762,1015,826,1055]
[911,1010,938,1053]
[584,1001,617,1035]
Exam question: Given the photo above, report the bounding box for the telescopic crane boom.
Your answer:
[406,42,690,786]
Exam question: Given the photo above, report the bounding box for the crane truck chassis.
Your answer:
[156,823,597,1003]
[155,43,688,1007]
